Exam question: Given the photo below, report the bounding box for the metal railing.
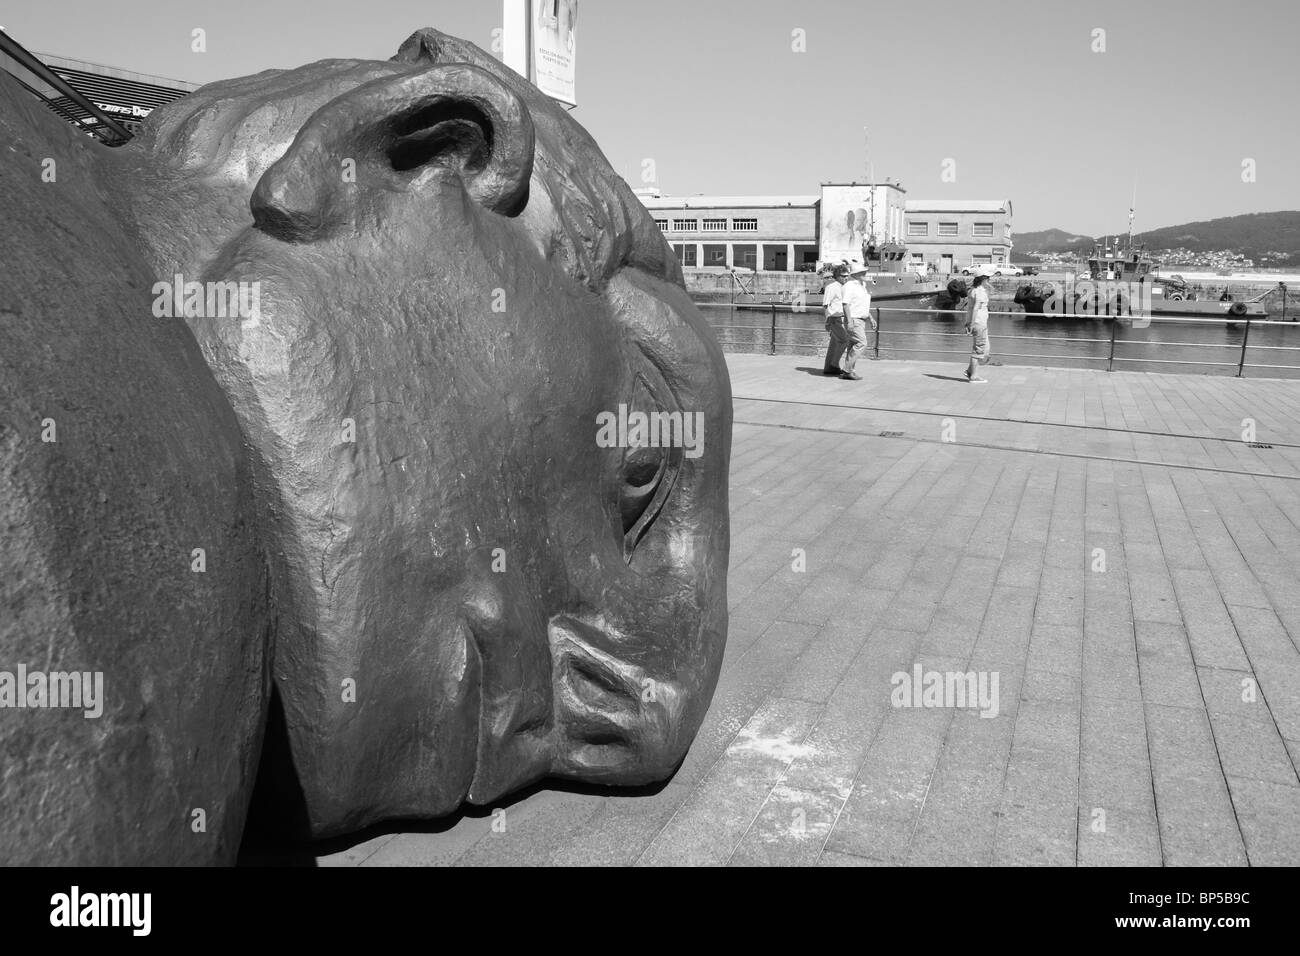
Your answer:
[696,301,1300,378]
[0,30,135,144]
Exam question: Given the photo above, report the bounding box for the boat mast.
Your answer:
[1128,177,1137,251]
[865,126,876,252]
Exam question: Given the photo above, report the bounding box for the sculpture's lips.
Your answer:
[455,609,697,805]
[547,614,689,782]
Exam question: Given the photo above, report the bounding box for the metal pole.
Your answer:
[0,30,135,143]
[1237,318,1251,378]
[770,303,777,356]
[874,308,881,359]
[1107,320,1117,372]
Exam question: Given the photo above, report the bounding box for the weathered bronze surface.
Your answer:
[0,28,731,862]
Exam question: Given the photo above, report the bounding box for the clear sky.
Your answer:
[4,0,1296,234]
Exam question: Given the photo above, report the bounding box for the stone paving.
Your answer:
[318,355,1300,866]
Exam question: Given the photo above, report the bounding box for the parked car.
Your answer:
[961,264,1024,277]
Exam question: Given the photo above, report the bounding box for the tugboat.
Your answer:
[830,236,943,305]
[1014,239,1269,322]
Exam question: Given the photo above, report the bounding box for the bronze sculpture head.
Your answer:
[0,28,730,862]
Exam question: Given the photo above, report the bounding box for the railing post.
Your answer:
[1237,318,1251,377]
[770,302,777,355]
[1107,320,1117,372]
[874,308,881,360]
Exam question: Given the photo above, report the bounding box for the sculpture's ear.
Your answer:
[251,63,533,241]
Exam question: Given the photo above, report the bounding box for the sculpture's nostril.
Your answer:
[387,99,494,172]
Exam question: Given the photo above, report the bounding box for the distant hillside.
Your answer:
[1014,228,1094,255]
[1133,211,1300,258]
[1016,212,1300,265]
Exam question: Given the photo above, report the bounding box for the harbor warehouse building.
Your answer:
[636,187,1013,275]
[903,199,1015,272]
[638,192,822,272]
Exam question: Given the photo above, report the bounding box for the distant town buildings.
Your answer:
[1026,247,1264,271]
[634,184,1014,275]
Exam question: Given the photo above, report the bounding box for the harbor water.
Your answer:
[700,302,1300,380]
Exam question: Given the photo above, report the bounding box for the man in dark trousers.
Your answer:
[821,263,849,375]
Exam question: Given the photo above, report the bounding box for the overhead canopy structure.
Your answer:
[0,30,196,144]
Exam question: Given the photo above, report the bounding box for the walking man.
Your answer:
[822,263,849,375]
[840,263,875,381]
[964,272,991,383]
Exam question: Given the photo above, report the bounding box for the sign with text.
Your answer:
[503,0,577,106]
[532,0,577,105]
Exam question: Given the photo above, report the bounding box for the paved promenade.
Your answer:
[319,355,1300,866]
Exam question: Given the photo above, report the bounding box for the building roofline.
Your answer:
[35,52,200,91]
[639,195,820,209]
[820,181,907,191]
[905,199,1012,214]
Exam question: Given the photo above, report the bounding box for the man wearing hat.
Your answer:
[839,262,876,381]
[821,263,849,375]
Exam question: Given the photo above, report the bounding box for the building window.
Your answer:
[672,244,697,267]
[732,244,758,268]
[702,244,728,266]
[654,219,668,231]
[907,221,928,237]
[671,218,697,231]
[701,218,727,232]
[731,218,758,232]
[972,254,993,265]
[938,222,958,237]
[972,222,994,237]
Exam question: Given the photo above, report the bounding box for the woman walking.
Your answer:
[963,273,992,383]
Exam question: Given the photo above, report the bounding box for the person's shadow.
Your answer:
[924,373,972,383]
[795,366,836,377]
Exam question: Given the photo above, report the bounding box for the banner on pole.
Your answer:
[530,0,577,106]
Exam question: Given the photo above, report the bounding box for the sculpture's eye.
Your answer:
[618,375,683,563]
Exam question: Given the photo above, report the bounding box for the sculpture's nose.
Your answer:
[250,62,534,242]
